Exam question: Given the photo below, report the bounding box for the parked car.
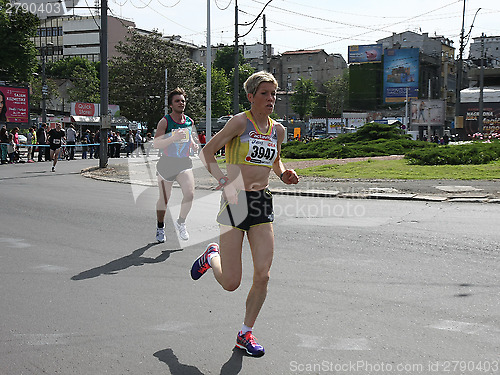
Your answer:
[17,134,27,144]
[217,115,233,124]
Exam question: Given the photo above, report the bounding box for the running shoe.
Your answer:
[190,243,219,280]
[174,220,189,241]
[156,227,165,243]
[51,166,55,172]
[235,331,265,357]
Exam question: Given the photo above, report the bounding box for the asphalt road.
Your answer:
[1,160,499,375]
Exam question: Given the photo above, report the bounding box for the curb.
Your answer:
[81,166,499,204]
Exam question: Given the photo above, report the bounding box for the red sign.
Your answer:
[0,86,29,123]
[74,102,97,116]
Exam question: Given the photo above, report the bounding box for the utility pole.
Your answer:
[455,0,466,127]
[41,46,48,125]
[233,0,239,114]
[41,42,53,125]
[206,0,212,141]
[262,14,267,72]
[478,33,485,132]
[164,68,168,115]
[99,0,109,168]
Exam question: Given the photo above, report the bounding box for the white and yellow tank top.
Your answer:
[225,110,279,167]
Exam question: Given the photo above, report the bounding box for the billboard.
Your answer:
[348,44,383,64]
[0,86,30,123]
[460,102,500,134]
[410,100,445,127]
[383,48,419,103]
[71,102,121,117]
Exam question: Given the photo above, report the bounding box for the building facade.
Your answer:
[469,35,500,68]
[32,15,135,63]
[269,49,347,92]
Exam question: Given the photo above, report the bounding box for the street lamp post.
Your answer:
[41,42,53,124]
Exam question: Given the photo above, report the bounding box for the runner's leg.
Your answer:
[244,223,274,328]
[210,227,245,292]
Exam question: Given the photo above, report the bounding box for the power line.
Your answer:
[215,0,232,11]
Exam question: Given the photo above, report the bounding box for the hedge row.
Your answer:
[281,122,500,165]
[405,142,500,165]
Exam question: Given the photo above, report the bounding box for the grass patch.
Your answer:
[296,158,500,180]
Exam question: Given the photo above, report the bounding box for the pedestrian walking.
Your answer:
[153,87,199,243]
[190,71,299,357]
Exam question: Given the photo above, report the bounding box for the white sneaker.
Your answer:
[156,227,165,243]
[174,221,189,241]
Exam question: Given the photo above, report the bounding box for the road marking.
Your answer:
[0,237,31,248]
[14,333,70,346]
[429,320,500,343]
[296,334,371,350]
[150,321,194,333]
[33,264,69,273]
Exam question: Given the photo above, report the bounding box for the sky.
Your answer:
[74,0,500,59]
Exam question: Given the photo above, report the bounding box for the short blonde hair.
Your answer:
[244,71,278,96]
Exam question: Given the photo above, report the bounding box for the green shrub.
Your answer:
[405,142,500,165]
[281,123,435,159]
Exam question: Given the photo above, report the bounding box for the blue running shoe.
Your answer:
[235,331,265,357]
[190,243,219,280]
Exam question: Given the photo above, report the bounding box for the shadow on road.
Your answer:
[71,243,182,280]
[220,348,244,374]
[154,348,204,375]
[153,347,244,375]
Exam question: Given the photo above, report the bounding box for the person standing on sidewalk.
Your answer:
[36,123,48,162]
[1,125,9,164]
[26,126,37,162]
[65,124,77,160]
[153,87,199,243]
[190,71,298,357]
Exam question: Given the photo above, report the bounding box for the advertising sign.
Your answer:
[328,118,344,134]
[0,86,30,123]
[383,48,419,103]
[410,100,445,127]
[348,44,383,64]
[460,102,500,134]
[71,102,120,117]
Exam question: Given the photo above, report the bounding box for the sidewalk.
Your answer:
[81,156,500,204]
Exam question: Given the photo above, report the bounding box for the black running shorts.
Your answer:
[217,188,274,231]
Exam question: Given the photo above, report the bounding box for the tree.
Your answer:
[30,74,59,112]
[290,78,317,120]
[205,67,231,117]
[0,0,39,83]
[67,65,100,103]
[47,57,100,103]
[48,56,99,80]
[213,46,244,77]
[324,70,349,116]
[109,30,205,132]
[230,63,255,113]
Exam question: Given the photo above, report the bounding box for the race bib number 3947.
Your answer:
[245,139,276,166]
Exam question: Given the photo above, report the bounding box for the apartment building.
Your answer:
[33,15,135,62]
